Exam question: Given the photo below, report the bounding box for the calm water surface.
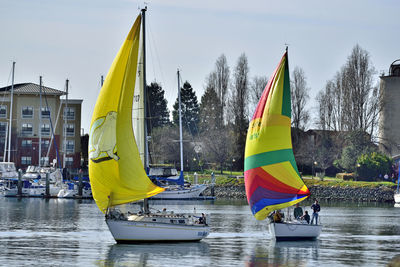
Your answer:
[0,197,399,266]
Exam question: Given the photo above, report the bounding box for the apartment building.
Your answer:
[0,83,82,170]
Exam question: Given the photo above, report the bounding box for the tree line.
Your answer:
[99,44,389,179]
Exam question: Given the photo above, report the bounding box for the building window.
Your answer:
[0,122,7,135]
[64,107,75,120]
[41,124,51,136]
[22,139,32,148]
[65,156,74,167]
[22,107,33,118]
[0,105,7,118]
[65,140,74,153]
[41,140,50,150]
[40,157,49,166]
[41,107,51,118]
[22,123,33,136]
[21,156,32,165]
[65,124,75,136]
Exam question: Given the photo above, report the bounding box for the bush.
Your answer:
[356,152,393,181]
[336,173,354,181]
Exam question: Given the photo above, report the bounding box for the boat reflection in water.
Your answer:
[102,242,210,266]
[245,239,320,266]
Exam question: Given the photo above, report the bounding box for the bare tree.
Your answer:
[206,54,231,126]
[199,83,230,173]
[291,67,310,131]
[345,45,376,132]
[316,44,379,138]
[249,75,268,116]
[201,125,232,173]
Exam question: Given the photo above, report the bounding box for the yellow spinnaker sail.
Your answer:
[88,15,164,213]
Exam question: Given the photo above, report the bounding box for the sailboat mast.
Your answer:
[3,122,8,162]
[177,69,184,173]
[7,62,15,162]
[39,76,42,167]
[141,7,150,214]
[141,7,149,171]
[63,79,69,169]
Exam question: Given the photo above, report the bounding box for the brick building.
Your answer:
[0,83,82,170]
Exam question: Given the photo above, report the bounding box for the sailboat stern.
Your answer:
[269,222,322,241]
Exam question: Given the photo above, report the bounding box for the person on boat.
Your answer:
[310,199,321,225]
[293,203,303,219]
[198,213,207,225]
[301,210,310,224]
[273,210,284,223]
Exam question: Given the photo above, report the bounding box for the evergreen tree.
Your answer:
[230,53,249,170]
[147,82,170,132]
[172,81,200,136]
[199,85,221,132]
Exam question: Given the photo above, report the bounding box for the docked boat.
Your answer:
[88,8,209,242]
[244,48,321,240]
[4,166,63,197]
[57,180,92,198]
[0,162,18,179]
[395,193,400,204]
[148,70,208,200]
[149,167,207,199]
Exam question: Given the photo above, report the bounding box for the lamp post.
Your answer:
[231,158,235,175]
[313,161,317,178]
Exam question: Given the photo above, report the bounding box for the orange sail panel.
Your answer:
[244,51,310,220]
[88,15,164,213]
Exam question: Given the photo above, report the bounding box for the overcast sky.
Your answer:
[0,0,399,133]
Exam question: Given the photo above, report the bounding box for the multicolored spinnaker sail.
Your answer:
[244,51,310,220]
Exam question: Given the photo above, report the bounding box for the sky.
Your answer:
[0,0,399,134]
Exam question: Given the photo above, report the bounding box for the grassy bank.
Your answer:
[185,171,397,189]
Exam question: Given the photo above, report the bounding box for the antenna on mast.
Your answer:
[284,43,289,52]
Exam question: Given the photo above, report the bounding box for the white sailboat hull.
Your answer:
[150,184,207,200]
[106,219,209,242]
[4,185,62,197]
[394,193,400,203]
[269,222,322,241]
[57,188,92,198]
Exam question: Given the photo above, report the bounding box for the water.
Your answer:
[0,197,399,266]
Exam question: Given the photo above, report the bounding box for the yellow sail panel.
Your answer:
[262,59,286,117]
[261,162,304,189]
[256,125,291,154]
[89,15,164,213]
[254,196,308,220]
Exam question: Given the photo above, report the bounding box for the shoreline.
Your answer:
[202,184,397,203]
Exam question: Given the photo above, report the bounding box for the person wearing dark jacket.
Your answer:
[293,203,303,219]
[310,199,320,225]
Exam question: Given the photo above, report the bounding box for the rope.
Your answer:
[41,80,61,167]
